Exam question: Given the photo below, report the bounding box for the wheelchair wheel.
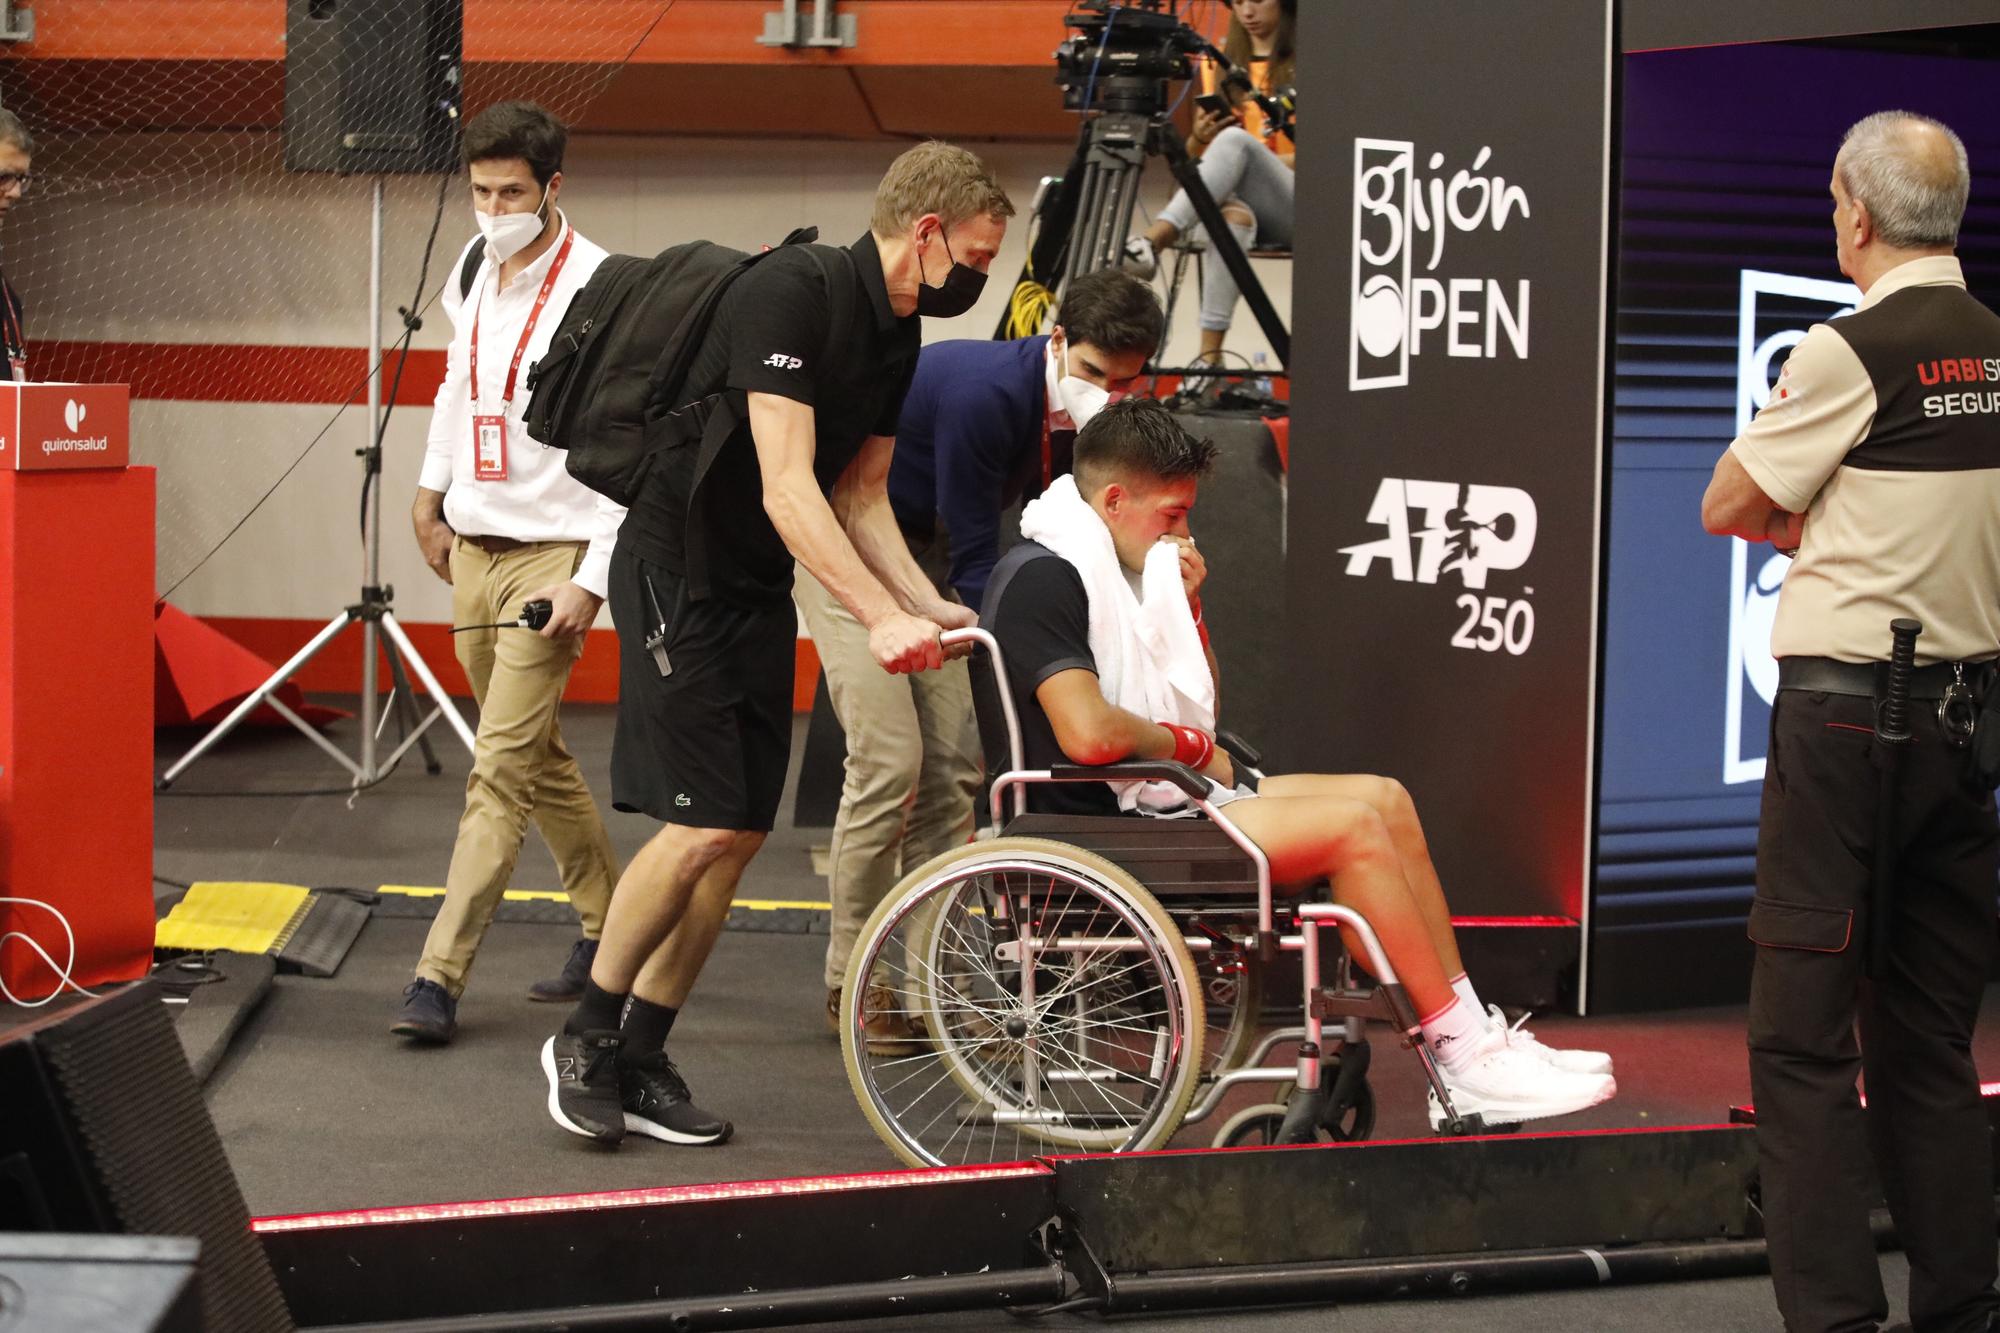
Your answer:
[897,875,1259,1154]
[1209,1071,1376,1148]
[1213,1102,1290,1147]
[1198,948,1264,1079]
[843,838,1204,1168]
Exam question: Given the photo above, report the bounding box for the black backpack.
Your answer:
[520,227,850,514]
[456,237,486,300]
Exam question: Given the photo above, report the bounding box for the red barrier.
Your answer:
[0,464,156,1001]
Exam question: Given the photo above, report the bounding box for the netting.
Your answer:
[0,0,674,597]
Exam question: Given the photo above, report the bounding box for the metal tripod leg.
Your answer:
[157,608,363,789]
[380,610,478,756]
[379,633,444,776]
[1063,112,1150,288]
[1155,122,1291,368]
[996,107,1292,368]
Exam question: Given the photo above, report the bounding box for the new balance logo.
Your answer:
[763,353,804,370]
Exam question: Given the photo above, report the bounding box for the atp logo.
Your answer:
[1341,478,1540,655]
[1340,479,1537,589]
[762,353,803,371]
[63,399,86,432]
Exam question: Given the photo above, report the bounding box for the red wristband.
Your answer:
[1160,722,1214,771]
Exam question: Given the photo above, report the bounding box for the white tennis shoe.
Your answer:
[1489,1003,1615,1076]
[1428,1024,1617,1130]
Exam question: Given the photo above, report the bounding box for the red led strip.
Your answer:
[253,1162,1051,1234]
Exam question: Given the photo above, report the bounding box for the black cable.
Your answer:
[162,3,683,605]
[159,170,457,796]
[160,172,455,605]
[359,167,455,544]
[155,760,412,800]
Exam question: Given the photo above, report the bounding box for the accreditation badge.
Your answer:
[473,413,508,481]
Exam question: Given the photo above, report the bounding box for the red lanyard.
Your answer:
[469,225,574,414]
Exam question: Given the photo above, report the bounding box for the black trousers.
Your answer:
[1751,688,1999,1333]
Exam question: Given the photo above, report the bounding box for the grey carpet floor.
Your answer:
[158,699,1998,1330]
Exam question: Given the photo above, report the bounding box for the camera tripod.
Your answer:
[1000,107,1291,372]
[158,177,476,791]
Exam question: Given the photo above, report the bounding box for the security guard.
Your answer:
[1703,111,2000,1333]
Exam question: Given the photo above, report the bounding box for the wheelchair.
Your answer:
[838,628,1499,1169]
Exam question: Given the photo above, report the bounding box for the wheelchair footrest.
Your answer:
[1309,987,1402,1025]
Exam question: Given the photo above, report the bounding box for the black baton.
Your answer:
[1868,617,1922,980]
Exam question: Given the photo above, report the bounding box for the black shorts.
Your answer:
[608,545,795,831]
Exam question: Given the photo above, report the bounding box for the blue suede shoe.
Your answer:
[527,937,599,1003]
[391,978,457,1043]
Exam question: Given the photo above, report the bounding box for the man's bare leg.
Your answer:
[630,832,766,1009]
[1222,793,1453,1017]
[587,823,744,996]
[1257,774,1463,978]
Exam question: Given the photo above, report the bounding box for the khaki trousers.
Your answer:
[415,537,619,997]
[794,564,982,990]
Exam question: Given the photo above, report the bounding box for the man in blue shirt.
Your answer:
[797,269,1163,1046]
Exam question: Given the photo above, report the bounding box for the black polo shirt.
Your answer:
[980,541,1122,818]
[621,232,921,606]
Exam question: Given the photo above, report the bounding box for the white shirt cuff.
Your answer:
[572,544,613,601]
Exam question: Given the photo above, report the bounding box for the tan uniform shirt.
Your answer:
[1731,255,2000,665]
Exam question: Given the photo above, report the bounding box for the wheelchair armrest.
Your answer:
[1049,761,1212,801]
[1215,729,1263,770]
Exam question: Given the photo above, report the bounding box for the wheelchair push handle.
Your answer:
[939,626,998,656]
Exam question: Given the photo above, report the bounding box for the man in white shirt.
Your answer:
[392,101,624,1044]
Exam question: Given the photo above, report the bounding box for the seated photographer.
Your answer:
[798,268,1164,1051]
[981,398,1617,1127]
[1121,0,1296,367]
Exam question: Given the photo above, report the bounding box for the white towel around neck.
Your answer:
[1017,474,1216,814]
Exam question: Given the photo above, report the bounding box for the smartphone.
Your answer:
[1194,92,1232,118]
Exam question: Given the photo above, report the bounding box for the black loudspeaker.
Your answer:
[0,984,294,1332]
[284,0,464,175]
[0,1234,202,1333]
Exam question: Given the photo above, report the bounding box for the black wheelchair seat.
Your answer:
[1001,812,1314,901]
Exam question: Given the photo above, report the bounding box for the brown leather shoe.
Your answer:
[829,984,927,1055]
[861,984,926,1056]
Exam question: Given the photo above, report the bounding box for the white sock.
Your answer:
[1419,996,1487,1072]
[1449,972,1484,1019]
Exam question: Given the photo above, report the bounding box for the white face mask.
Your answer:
[1046,335,1113,431]
[475,182,551,263]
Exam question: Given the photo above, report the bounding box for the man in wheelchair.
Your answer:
[979,397,1617,1127]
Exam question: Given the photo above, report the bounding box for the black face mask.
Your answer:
[914,226,987,318]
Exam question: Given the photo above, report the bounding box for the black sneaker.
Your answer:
[527,937,599,1003]
[620,1053,734,1146]
[541,1030,625,1144]
[391,978,457,1043]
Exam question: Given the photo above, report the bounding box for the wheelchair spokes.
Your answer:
[841,839,1204,1168]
